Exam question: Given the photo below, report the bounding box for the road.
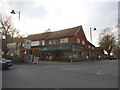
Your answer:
[2,60,118,88]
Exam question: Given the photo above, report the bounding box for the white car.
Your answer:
[0,57,12,70]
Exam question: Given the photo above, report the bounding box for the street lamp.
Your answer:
[10,10,20,21]
[10,10,21,33]
[10,10,21,55]
[90,27,96,43]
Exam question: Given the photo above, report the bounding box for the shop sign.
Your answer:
[7,43,16,49]
[31,41,39,46]
[24,39,31,49]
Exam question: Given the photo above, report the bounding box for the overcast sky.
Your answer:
[0,0,119,46]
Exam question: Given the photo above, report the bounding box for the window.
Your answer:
[60,38,68,43]
[49,40,52,44]
[77,38,80,43]
[92,47,94,49]
[42,40,45,45]
[49,40,56,44]
[88,45,91,48]
[53,40,56,44]
[82,41,85,45]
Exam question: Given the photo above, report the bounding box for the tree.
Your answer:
[112,44,120,59]
[118,18,120,47]
[98,27,116,57]
[0,14,19,55]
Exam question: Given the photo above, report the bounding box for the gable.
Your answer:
[75,26,87,41]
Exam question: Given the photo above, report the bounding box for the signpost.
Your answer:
[23,39,31,63]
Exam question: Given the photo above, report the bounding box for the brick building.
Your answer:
[27,25,104,62]
[4,25,104,62]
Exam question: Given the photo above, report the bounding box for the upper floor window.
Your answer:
[77,38,80,43]
[92,46,94,49]
[49,40,52,44]
[60,38,68,43]
[42,40,45,45]
[88,45,91,48]
[49,40,56,45]
[53,40,56,44]
[82,40,85,45]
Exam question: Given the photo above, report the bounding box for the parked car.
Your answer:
[0,57,12,70]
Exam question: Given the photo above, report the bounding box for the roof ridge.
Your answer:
[53,25,82,32]
[28,25,83,40]
[28,32,51,36]
[28,25,82,36]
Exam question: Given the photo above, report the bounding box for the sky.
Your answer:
[0,0,119,46]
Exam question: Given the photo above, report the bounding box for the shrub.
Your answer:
[2,54,12,60]
[12,55,24,63]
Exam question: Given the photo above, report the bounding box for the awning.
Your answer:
[40,45,71,52]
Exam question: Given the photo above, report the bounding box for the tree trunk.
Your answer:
[108,52,111,57]
[4,26,10,56]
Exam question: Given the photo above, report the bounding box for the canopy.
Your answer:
[40,45,71,52]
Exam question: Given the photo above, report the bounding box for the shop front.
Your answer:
[39,44,84,62]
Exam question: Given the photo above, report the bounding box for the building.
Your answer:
[0,32,2,57]
[27,25,104,62]
[4,25,104,62]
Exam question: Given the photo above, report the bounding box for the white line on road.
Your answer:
[96,67,106,75]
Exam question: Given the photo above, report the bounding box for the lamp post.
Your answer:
[89,27,96,61]
[10,10,21,55]
[10,10,20,21]
[90,27,96,43]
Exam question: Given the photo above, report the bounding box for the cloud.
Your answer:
[1,0,118,46]
[6,2,48,19]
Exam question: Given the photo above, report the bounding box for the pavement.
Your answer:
[30,59,106,65]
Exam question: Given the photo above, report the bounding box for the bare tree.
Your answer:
[0,14,19,55]
[112,44,120,59]
[98,27,116,57]
[118,18,120,47]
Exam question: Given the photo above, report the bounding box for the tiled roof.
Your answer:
[27,25,84,40]
[27,32,51,41]
[46,25,82,39]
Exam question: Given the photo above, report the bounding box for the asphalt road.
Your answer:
[2,60,118,88]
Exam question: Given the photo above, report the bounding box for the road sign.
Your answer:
[24,39,31,49]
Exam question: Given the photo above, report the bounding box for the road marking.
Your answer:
[96,67,106,75]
